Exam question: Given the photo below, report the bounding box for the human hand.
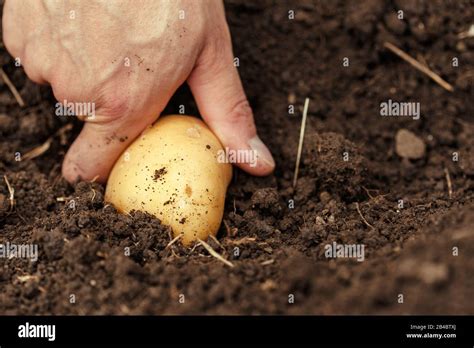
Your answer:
[2,0,275,182]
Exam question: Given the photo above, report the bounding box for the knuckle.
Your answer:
[228,98,254,126]
[93,87,131,124]
[52,76,131,124]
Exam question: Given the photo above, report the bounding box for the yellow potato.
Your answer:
[105,115,232,246]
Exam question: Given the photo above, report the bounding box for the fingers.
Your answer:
[187,31,275,176]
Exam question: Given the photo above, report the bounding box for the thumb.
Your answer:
[62,105,156,183]
[187,37,275,176]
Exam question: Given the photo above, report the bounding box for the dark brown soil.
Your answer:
[1,0,473,314]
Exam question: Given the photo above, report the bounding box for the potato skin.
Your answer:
[105,115,232,246]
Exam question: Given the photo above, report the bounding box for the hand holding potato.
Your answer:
[2,0,275,182]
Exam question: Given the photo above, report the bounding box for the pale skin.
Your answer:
[2,0,275,183]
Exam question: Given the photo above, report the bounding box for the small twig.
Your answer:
[17,275,39,283]
[90,188,97,202]
[362,187,389,202]
[228,237,256,245]
[90,175,100,183]
[261,259,274,266]
[23,124,73,161]
[23,139,53,161]
[444,168,453,199]
[223,219,238,237]
[169,248,179,259]
[197,238,234,268]
[209,235,224,250]
[223,219,231,236]
[293,97,310,188]
[0,67,25,107]
[458,25,474,39]
[15,211,27,223]
[362,186,375,200]
[188,241,202,255]
[384,42,454,92]
[165,234,183,249]
[355,202,374,229]
[3,175,15,211]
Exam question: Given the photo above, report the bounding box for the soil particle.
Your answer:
[418,262,450,287]
[384,12,406,35]
[250,188,282,216]
[153,167,167,181]
[0,113,15,134]
[303,132,367,200]
[344,0,385,36]
[0,192,8,214]
[395,129,426,159]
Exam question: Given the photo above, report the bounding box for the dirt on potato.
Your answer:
[0,0,473,314]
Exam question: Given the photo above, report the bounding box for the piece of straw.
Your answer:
[0,67,25,107]
[293,98,310,188]
[384,42,454,92]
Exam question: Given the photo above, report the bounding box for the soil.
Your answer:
[0,0,473,314]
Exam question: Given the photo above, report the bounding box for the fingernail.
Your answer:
[248,135,275,169]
